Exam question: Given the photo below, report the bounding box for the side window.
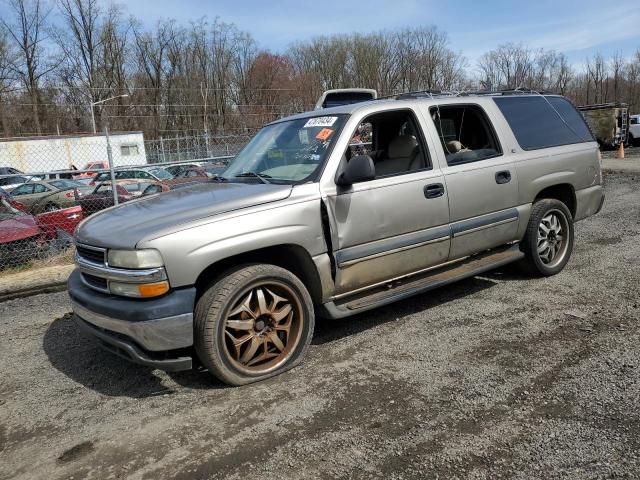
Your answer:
[12,184,34,195]
[494,96,593,150]
[344,110,430,179]
[430,104,502,166]
[120,145,139,156]
[33,184,49,194]
[96,184,112,194]
[122,183,140,193]
[143,184,163,196]
[347,122,373,157]
[630,117,638,125]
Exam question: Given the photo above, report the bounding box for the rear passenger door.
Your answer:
[423,102,520,260]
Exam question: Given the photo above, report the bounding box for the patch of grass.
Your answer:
[0,247,75,279]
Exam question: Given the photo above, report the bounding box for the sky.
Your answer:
[122,0,640,68]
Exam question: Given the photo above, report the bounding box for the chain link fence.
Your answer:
[0,129,246,272]
[145,133,253,164]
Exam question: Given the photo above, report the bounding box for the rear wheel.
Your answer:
[44,202,59,212]
[520,199,574,276]
[194,264,315,386]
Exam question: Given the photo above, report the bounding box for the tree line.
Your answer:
[1,0,639,139]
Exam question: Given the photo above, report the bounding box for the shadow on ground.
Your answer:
[42,314,226,398]
[43,268,514,397]
[313,274,501,345]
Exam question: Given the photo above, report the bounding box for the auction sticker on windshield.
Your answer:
[315,128,334,141]
[304,116,338,128]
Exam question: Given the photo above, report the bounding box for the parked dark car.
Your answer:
[202,162,228,178]
[165,163,201,177]
[79,180,145,215]
[0,167,23,175]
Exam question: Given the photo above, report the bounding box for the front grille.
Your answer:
[76,244,105,265]
[81,273,108,291]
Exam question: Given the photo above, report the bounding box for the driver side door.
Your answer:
[324,108,451,295]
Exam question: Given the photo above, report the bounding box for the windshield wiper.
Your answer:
[234,172,272,184]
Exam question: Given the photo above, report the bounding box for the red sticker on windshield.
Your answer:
[316,128,334,141]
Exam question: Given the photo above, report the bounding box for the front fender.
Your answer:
[142,197,327,288]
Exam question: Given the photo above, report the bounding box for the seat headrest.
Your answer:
[388,135,417,158]
[446,140,464,153]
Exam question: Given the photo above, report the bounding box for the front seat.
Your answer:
[375,135,422,176]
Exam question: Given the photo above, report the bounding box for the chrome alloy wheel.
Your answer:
[223,281,303,375]
[537,209,570,268]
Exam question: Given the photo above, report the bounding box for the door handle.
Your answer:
[495,170,512,184]
[424,183,445,199]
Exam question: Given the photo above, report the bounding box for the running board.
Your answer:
[320,245,523,319]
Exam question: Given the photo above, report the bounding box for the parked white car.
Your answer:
[629,114,640,146]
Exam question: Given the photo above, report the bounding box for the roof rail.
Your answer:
[376,87,558,102]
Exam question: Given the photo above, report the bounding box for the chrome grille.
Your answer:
[76,244,106,265]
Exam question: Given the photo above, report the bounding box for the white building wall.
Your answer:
[0,132,147,173]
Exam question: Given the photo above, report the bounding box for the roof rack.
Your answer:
[376,87,557,102]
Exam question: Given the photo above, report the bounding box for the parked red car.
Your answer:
[36,205,84,239]
[0,189,84,268]
[74,161,109,179]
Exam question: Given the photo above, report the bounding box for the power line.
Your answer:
[5,102,313,108]
[8,85,304,91]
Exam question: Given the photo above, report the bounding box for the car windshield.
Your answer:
[148,167,172,180]
[223,115,347,184]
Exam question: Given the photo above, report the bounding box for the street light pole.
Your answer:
[90,93,129,133]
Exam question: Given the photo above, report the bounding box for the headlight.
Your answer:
[107,249,164,269]
[110,280,169,298]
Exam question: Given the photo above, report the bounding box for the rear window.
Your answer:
[322,91,375,108]
[494,96,593,150]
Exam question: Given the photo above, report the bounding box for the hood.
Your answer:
[75,182,292,249]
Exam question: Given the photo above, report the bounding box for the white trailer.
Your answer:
[0,132,147,174]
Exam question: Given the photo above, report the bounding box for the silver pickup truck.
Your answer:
[69,91,605,385]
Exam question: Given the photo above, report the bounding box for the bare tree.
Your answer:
[0,26,18,136]
[1,0,54,134]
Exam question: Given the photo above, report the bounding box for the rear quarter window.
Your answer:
[494,96,594,151]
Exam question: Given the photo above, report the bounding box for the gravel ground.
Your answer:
[1,173,639,480]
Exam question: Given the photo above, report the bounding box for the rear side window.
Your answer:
[494,96,593,150]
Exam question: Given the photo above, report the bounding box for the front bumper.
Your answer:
[74,316,192,371]
[68,269,196,371]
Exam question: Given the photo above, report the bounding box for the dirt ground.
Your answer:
[1,173,639,480]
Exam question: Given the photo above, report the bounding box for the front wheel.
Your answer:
[519,199,574,276]
[194,264,315,386]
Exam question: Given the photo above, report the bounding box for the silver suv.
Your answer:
[69,91,605,385]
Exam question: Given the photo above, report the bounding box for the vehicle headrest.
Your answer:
[388,135,417,158]
[446,140,464,153]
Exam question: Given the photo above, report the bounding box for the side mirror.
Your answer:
[337,155,376,186]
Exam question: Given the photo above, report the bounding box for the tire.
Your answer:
[194,264,315,386]
[519,199,574,276]
[44,202,59,212]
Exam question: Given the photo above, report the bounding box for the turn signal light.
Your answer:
[137,281,170,298]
